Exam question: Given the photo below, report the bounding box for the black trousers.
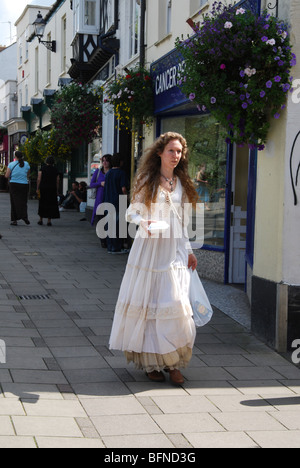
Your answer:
[9,183,29,222]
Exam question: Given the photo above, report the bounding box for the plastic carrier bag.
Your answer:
[189,269,213,327]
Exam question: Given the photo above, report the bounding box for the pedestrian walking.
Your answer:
[109,132,203,385]
[36,156,60,226]
[103,153,129,254]
[5,151,30,226]
[89,154,112,226]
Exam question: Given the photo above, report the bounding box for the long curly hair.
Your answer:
[132,132,199,208]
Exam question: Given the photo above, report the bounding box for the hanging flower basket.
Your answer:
[105,67,154,132]
[51,82,103,148]
[175,2,297,150]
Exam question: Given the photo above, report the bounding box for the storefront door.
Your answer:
[228,146,249,283]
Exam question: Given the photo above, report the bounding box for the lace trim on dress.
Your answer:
[124,347,193,373]
[115,301,192,320]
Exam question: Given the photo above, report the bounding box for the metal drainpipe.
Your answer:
[137,0,146,159]
[139,0,146,68]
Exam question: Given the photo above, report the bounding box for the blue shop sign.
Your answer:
[150,48,188,115]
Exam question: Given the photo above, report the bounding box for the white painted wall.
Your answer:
[16,1,73,129]
[253,0,300,286]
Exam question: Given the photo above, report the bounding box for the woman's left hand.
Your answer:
[188,253,197,271]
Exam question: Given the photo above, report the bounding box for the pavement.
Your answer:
[0,192,300,449]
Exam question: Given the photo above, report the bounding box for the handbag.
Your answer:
[189,269,213,327]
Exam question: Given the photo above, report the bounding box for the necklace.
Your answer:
[161,174,176,192]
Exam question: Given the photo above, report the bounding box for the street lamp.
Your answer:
[33,11,56,53]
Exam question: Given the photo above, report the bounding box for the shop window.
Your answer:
[161,114,227,249]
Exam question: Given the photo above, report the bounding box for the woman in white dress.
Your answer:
[109,132,199,385]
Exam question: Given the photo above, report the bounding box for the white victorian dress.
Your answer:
[109,179,197,373]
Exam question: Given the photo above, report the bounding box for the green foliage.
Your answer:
[21,129,71,165]
[175,2,296,150]
[105,67,154,132]
[0,164,7,176]
[51,81,103,148]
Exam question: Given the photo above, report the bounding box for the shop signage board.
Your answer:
[150,48,188,114]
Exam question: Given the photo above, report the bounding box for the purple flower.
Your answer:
[260,91,266,98]
[189,93,196,101]
[261,36,268,42]
[274,113,280,119]
[240,95,245,100]
[211,97,216,104]
[200,81,205,87]
[290,56,297,67]
[220,64,226,70]
[242,102,248,109]
[274,76,281,82]
[239,70,245,78]
[266,80,273,88]
[282,83,291,92]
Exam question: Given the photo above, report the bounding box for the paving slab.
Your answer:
[0,194,300,448]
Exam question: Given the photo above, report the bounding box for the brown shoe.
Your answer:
[146,371,166,382]
[169,369,184,385]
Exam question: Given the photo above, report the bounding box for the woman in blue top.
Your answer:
[5,151,31,226]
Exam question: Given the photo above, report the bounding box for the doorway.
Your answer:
[228,145,249,284]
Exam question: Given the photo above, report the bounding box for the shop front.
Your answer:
[0,134,8,166]
[0,135,9,192]
[150,48,257,287]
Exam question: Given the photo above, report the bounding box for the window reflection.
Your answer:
[85,0,96,25]
[161,114,227,248]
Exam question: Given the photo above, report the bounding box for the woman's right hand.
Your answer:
[140,220,157,237]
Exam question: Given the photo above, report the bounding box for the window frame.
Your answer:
[128,0,141,59]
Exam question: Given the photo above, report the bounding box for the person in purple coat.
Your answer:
[90,154,112,227]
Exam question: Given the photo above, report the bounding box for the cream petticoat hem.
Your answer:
[124,346,193,373]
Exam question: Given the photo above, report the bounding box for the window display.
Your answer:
[161,114,227,248]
